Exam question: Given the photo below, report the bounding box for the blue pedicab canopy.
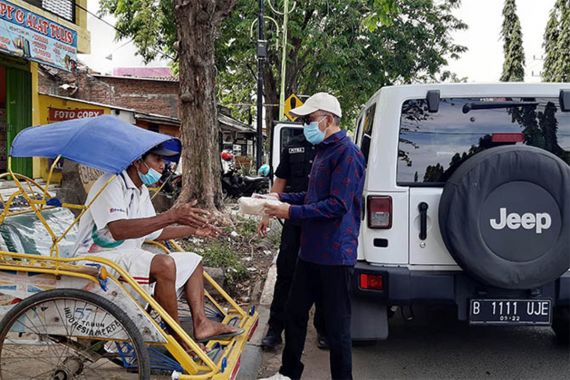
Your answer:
[10,115,181,174]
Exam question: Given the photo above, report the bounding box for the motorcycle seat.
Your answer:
[244,176,266,182]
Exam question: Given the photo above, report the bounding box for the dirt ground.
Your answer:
[181,200,282,306]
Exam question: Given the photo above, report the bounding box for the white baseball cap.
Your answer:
[290,92,342,118]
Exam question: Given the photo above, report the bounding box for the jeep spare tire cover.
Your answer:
[439,145,570,289]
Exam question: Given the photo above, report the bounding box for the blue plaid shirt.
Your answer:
[280,130,365,266]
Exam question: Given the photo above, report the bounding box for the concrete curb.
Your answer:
[237,263,277,379]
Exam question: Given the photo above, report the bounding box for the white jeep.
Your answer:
[272,83,570,343]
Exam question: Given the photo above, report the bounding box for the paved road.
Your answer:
[260,305,570,379]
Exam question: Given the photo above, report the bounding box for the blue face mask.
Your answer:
[303,117,327,145]
[138,161,163,186]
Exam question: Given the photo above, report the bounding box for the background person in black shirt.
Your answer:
[258,133,327,350]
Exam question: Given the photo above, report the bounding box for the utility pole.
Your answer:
[256,0,267,169]
[268,0,296,121]
[278,0,290,121]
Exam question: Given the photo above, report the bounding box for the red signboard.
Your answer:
[48,108,105,121]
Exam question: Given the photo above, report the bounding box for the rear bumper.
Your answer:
[353,261,570,320]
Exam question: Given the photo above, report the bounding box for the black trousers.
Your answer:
[280,259,354,380]
[268,221,325,335]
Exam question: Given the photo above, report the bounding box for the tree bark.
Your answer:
[174,0,236,210]
[263,67,279,140]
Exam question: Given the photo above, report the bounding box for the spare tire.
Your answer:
[439,145,570,289]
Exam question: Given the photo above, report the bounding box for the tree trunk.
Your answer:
[263,68,279,144]
[174,0,236,210]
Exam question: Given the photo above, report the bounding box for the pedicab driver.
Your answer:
[73,143,243,346]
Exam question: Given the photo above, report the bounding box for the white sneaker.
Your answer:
[258,373,292,380]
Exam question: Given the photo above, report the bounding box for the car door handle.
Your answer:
[418,202,429,240]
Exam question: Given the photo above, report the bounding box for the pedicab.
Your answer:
[0,115,258,379]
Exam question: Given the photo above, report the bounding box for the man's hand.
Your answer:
[257,216,270,237]
[265,202,291,220]
[170,200,211,229]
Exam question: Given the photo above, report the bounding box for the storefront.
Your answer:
[0,0,89,178]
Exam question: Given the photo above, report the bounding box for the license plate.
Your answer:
[469,299,551,325]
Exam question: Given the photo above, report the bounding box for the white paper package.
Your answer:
[238,196,283,216]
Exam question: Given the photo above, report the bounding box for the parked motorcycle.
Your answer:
[155,153,269,199]
[221,151,269,198]
[158,163,182,197]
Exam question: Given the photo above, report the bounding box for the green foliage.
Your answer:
[543,1,562,81]
[98,0,177,63]
[235,216,259,238]
[185,216,264,286]
[362,0,399,31]
[542,0,569,82]
[500,0,525,82]
[553,2,570,81]
[186,239,249,285]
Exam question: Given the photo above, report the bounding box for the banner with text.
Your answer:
[0,0,78,71]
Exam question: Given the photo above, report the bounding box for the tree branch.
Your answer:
[301,8,315,32]
[214,0,237,28]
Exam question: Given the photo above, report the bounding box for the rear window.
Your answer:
[360,104,376,166]
[397,97,570,185]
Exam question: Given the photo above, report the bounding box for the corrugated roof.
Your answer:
[40,93,256,134]
[92,74,178,82]
[113,67,175,80]
[218,113,256,133]
[39,93,134,113]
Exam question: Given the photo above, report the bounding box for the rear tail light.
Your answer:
[359,273,384,290]
[491,133,525,143]
[367,196,392,229]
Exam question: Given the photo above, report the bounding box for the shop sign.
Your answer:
[49,108,105,121]
[0,0,78,71]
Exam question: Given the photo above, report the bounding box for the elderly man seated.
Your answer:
[73,143,242,347]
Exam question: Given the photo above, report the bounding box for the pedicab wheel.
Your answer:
[0,289,150,379]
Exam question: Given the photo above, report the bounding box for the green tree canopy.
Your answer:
[543,0,562,81]
[500,0,525,81]
[552,2,570,81]
[100,0,467,126]
[543,0,569,82]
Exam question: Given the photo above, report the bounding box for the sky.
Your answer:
[444,0,555,83]
[79,0,556,82]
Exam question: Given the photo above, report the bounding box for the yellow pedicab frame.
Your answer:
[0,156,258,380]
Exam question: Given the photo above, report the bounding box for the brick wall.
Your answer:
[88,76,179,118]
[38,65,180,119]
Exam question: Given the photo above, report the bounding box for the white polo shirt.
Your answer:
[74,171,163,254]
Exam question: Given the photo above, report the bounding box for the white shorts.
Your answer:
[80,249,202,300]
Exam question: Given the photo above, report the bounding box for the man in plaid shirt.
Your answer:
[262,93,366,380]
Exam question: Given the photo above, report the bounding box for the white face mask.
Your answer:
[138,161,162,185]
[303,117,328,145]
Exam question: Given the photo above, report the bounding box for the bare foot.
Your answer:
[193,319,242,341]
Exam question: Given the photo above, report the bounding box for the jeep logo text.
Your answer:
[490,208,552,234]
